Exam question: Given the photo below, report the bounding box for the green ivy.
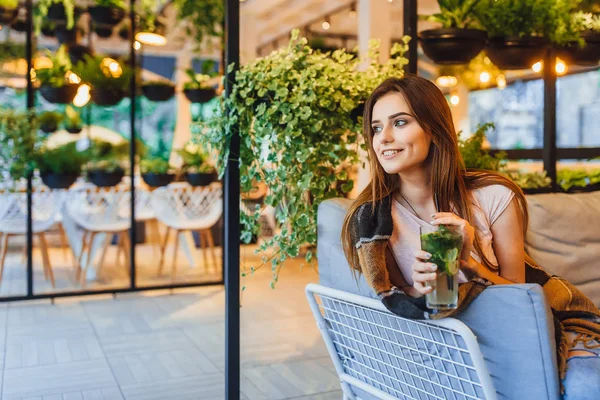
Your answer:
[195,30,410,287]
[174,0,223,52]
[475,0,558,38]
[0,109,39,185]
[422,0,484,29]
[35,141,87,175]
[35,45,73,88]
[458,123,507,171]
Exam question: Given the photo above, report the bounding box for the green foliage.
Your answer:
[0,41,25,64]
[420,225,462,275]
[0,0,18,9]
[64,106,82,128]
[74,55,133,93]
[438,53,502,90]
[35,0,76,32]
[475,0,556,37]
[558,168,600,190]
[94,0,126,9]
[86,138,144,172]
[422,0,483,29]
[177,142,213,173]
[545,0,585,45]
[183,63,217,90]
[508,171,552,189]
[35,141,87,175]
[35,45,73,88]
[196,29,410,286]
[174,0,223,51]
[38,111,64,126]
[458,123,507,171]
[140,157,171,174]
[0,109,39,183]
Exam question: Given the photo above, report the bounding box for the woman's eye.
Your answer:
[372,126,382,133]
[394,119,407,127]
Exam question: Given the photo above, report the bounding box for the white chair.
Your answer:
[66,185,131,286]
[151,182,222,280]
[306,283,497,400]
[0,188,66,287]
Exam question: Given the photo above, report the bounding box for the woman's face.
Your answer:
[371,92,431,176]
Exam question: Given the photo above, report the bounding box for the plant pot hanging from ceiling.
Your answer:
[94,23,114,38]
[88,5,126,26]
[142,83,175,102]
[10,17,27,32]
[485,36,548,70]
[0,6,18,25]
[41,172,79,189]
[142,173,175,188]
[55,26,80,45]
[47,4,83,25]
[562,32,600,66]
[88,169,125,187]
[185,171,217,187]
[39,84,79,104]
[183,88,216,103]
[419,28,488,65]
[91,88,125,106]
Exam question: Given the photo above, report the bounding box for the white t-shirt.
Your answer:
[389,184,516,285]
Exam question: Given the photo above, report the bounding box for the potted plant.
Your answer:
[35,0,78,31]
[41,21,57,38]
[55,25,82,45]
[93,23,114,38]
[0,0,18,25]
[0,109,38,185]
[183,69,217,104]
[197,30,410,285]
[140,157,175,187]
[10,16,27,31]
[36,46,80,104]
[37,111,63,134]
[85,139,127,186]
[63,105,83,133]
[419,0,488,65]
[475,0,550,70]
[88,0,126,27]
[35,141,86,189]
[142,80,175,102]
[74,54,132,106]
[177,142,217,186]
[558,168,600,193]
[118,19,130,40]
[458,123,508,171]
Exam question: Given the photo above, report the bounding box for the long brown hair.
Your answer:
[341,76,530,273]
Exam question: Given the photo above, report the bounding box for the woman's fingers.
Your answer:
[413,280,432,294]
[431,216,464,227]
[413,260,437,273]
[415,250,432,261]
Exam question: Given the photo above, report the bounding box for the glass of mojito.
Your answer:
[419,224,463,310]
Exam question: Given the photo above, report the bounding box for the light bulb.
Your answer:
[322,21,330,30]
[73,84,91,107]
[435,75,457,88]
[450,95,460,106]
[532,61,542,73]
[479,71,490,83]
[135,32,167,46]
[65,71,81,84]
[496,74,506,90]
[134,41,141,50]
[555,58,567,75]
[348,10,357,18]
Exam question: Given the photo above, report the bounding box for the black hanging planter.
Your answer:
[0,6,18,24]
[186,171,217,187]
[419,28,488,65]
[142,173,175,188]
[183,88,216,103]
[94,24,114,38]
[66,126,82,134]
[142,84,175,102]
[10,18,27,32]
[88,169,125,187]
[88,6,126,26]
[40,172,79,189]
[55,27,79,44]
[40,121,59,134]
[91,88,125,106]
[41,24,56,38]
[47,4,82,24]
[118,26,129,40]
[485,36,548,70]
[39,84,79,104]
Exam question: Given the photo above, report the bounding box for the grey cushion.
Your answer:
[526,191,600,306]
[317,198,560,399]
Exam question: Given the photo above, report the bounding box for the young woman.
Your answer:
[341,76,600,399]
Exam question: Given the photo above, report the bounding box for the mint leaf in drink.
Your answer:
[420,225,462,276]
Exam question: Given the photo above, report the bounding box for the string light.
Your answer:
[435,75,457,88]
[555,58,567,75]
[532,61,542,73]
[348,4,356,18]
[73,84,91,107]
[100,58,123,78]
[450,94,460,106]
[322,16,330,30]
[479,71,490,83]
[496,74,506,90]
[134,41,141,50]
[65,71,81,84]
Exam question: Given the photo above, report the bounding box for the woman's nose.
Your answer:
[379,125,393,144]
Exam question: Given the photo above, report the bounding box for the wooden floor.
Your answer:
[0,243,342,399]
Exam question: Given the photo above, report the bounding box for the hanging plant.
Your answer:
[557,11,600,65]
[174,0,223,51]
[177,142,217,186]
[419,0,488,65]
[438,53,503,90]
[35,0,77,34]
[35,45,80,104]
[74,54,133,106]
[142,80,175,102]
[89,0,127,27]
[63,105,83,133]
[0,0,18,25]
[140,157,175,187]
[38,111,64,133]
[196,30,410,287]
[0,108,39,185]
[35,141,87,189]
[183,69,217,103]
[475,0,552,69]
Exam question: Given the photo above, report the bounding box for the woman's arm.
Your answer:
[488,197,525,283]
[385,246,422,297]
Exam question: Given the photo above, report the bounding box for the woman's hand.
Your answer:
[411,250,437,296]
[431,212,476,259]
